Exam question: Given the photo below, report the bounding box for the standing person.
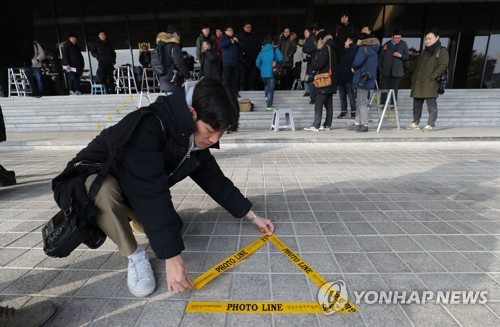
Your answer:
[300,28,315,100]
[335,11,357,61]
[238,22,259,90]
[61,33,84,95]
[256,35,283,111]
[139,44,152,69]
[214,28,223,65]
[90,31,116,93]
[24,41,45,97]
[407,29,449,132]
[52,78,275,297]
[0,105,16,186]
[337,36,357,119]
[350,32,380,132]
[278,27,297,90]
[219,25,242,98]
[195,24,214,63]
[379,30,410,106]
[200,40,221,80]
[156,26,191,96]
[304,31,337,132]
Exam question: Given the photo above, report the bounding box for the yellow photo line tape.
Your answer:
[193,233,273,289]
[269,235,359,314]
[186,301,324,314]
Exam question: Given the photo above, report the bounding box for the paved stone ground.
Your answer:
[1,143,500,326]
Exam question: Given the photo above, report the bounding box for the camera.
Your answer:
[42,205,106,258]
[170,69,182,86]
[303,55,311,63]
[436,72,448,95]
[358,70,372,87]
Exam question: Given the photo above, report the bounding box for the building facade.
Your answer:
[33,0,500,89]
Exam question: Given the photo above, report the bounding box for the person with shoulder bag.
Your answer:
[304,31,337,132]
[407,28,449,132]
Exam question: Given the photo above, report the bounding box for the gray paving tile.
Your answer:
[207,236,239,252]
[381,274,428,292]
[274,314,319,327]
[370,222,406,235]
[359,304,413,327]
[190,273,232,300]
[0,248,28,266]
[383,236,425,252]
[384,211,416,222]
[313,211,341,222]
[410,235,454,251]
[430,252,483,273]
[233,253,269,273]
[445,304,499,326]
[229,314,273,327]
[75,270,125,297]
[0,268,29,292]
[401,303,459,326]
[453,273,500,301]
[344,222,378,235]
[180,312,227,327]
[326,236,363,253]
[271,274,313,301]
[319,223,350,236]
[296,236,329,252]
[359,211,391,222]
[354,236,392,252]
[231,274,270,300]
[439,235,487,251]
[467,235,500,251]
[459,252,500,272]
[335,253,377,273]
[367,253,412,273]
[46,297,108,327]
[337,211,366,222]
[417,274,466,292]
[136,300,186,326]
[92,299,148,327]
[300,252,341,274]
[398,252,447,273]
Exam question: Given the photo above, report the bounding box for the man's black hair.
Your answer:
[263,35,273,45]
[392,29,402,36]
[425,28,440,37]
[201,23,209,29]
[167,24,179,35]
[202,39,213,47]
[316,31,328,41]
[192,78,239,131]
[340,11,350,17]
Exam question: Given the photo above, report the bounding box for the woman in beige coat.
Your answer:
[407,28,449,131]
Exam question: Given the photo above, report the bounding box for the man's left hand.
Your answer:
[252,216,274,235]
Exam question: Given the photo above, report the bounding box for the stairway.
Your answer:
[1,89,500,132]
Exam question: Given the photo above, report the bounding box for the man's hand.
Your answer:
[165,255,194,293]
[393,51,401,58]
[246,211,274,235]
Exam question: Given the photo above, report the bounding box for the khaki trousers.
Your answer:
[85,174,144,256]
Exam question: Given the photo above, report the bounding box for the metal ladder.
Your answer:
[115,65,138,94]
[140,68,160,93]
[8,68,31,97]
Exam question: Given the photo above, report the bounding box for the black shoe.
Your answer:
[0,165,15,178]
[337,113,347,119]
[355,125,369,132]
[309,99,315,104]
[350,113,356,119]
[0,172,16,187]
[303,92,310,97]
[347,123,361,131]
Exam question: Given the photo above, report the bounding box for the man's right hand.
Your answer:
[165,255,194,293]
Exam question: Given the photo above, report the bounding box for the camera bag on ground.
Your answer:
[43,106,166,258]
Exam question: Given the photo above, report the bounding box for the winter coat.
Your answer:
[0,106,6,143]
[411,41,449,98]
[56,90,252,260]
[90,39,116,64]
[200,48,221,79]
[337,42,356,85]
[352,37,380,89]
[238,30,259,68]
[195,33,216,62]
[311,35,337,94]
[335,22,356,59]
[378,40,410,78]
[61,40,84,74]
[219,34,242,68]
[157,34,191,92]
[278,32,297,68]
[302,35,316,76]
[139,51,151,68]
[255,44,283,78]
[31,41,45,68]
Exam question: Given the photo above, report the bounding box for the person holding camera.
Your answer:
[157,26,192,96]
[407,28,449,132]
[350,32,380,132]
[219,26,242,98]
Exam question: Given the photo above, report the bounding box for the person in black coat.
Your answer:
[61,33,85,95]
[337,36,357,119]
[304,31,337,131]
[200,40,221,80]
[53,78,274,297]
[90,31,116,93]
[238,22,260,90]
[302,28,317,104]
[0,105,16,186]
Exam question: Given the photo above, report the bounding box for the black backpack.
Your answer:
[151,44,168,76]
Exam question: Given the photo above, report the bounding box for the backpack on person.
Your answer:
[151,44,168,76]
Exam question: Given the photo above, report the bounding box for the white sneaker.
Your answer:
[127,245,156,297]
[406,122,420,130]
[304,126,319,132]
[69,91,76,96]
[75,91,82,95]
[421,125,433,132]
[319,126,331,131]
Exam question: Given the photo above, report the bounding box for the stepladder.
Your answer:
[368,89,401,132]
[270,108,296,132]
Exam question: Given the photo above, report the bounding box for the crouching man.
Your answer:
[54,78,274,296]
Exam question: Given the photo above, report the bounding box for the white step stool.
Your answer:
[270,108,295,132]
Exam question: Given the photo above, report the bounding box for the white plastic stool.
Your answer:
[91,82,106,95]
[270,108,295,132]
